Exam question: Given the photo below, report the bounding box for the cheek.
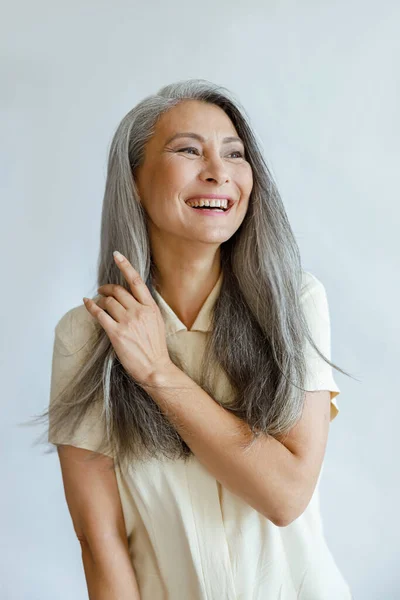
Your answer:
[168,160,197,187]
[142,175,185,223]
[145,167,177,201]
[154,161,195,199]
[238,169,253,197]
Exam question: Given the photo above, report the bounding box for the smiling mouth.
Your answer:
[190,206,227,212]
[184,202,233,216]
[184,198,234,212]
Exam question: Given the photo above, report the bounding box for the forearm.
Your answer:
[143,363,302,526]
[80,537,141,600]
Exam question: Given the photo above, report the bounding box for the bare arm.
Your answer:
[57,445,141,600]
[143,364,331,527]
[79,536,140,600]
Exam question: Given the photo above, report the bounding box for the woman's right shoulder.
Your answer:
[55,294,102,353]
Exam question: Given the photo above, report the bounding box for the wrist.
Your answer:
[142,360,178,390]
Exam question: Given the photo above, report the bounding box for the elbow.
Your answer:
[257,504,296,527]
[263,492,310,528]
[271,473,313,527]
[268,507,301,528]
[262,506,292,527]
[269,497,310,527]
[251,493,299,527]
[271,512,296,528]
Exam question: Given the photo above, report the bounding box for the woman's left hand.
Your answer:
[83,251,172,386]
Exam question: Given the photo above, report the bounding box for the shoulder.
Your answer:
[300,270,327,304]
[55,294,102,353]
[300,271,331,326]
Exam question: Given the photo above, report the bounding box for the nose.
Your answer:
[199,154,230,186]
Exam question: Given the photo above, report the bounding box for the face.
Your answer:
[134,100,253,248]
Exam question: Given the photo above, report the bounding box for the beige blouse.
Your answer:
[48,270,352,599]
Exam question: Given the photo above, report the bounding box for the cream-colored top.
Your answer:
[48,270,352,599]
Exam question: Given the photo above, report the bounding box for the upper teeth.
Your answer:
[186,198,229,209]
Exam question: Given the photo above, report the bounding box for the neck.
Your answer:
[150,240,222,330]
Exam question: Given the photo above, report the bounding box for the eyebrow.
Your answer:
[165,132,244,146]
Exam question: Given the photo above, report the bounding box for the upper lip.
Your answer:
[185,194,234,208]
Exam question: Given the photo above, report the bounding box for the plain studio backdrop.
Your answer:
[1,1,398,598]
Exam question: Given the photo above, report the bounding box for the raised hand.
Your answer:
[83,251,172,386]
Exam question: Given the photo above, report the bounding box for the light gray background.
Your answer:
[1,1,398,598]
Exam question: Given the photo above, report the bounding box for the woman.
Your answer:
[44,79,353,599]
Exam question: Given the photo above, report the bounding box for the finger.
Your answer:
[96,295,126,323]
[113,251,154,306]
[97,283,133,310]
[83,297,118,333]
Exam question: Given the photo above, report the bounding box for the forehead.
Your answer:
[154,100,240,142]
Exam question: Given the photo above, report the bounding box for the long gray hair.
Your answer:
[30,79,353,475]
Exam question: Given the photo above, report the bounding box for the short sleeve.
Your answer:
[301,272,341,422]
[48,301,113,457]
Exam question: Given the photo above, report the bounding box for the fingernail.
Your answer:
[113,250,124,262]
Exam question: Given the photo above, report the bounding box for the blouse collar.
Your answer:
[153,270,223,336]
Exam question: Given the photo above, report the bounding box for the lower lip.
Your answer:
[185,203,233,216]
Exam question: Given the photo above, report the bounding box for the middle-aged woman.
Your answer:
[42,79,353,599]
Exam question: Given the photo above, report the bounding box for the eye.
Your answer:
[177,147,244,158]
[178,146,200,155]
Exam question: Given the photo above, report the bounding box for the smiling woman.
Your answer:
[132,98,254,260]
[33,78,354,599]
